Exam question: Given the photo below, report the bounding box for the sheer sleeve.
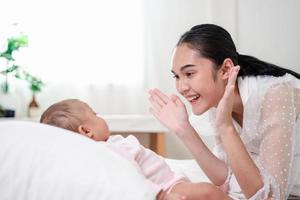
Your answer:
[249,83,297,200]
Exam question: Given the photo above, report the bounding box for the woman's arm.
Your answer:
[215,66,264,198]
[175,123,229,186]
[253,83,295,199]
[219,83,296,199]
[219,126,264,198]
[216,67,296,199]
[148,89,228,186]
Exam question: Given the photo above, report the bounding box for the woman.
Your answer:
[149,24,300,200]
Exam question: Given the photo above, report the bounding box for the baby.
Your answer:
[40,99,228,200]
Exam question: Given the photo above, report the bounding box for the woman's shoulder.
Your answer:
[239,73,300,86]
[238,74,300,100]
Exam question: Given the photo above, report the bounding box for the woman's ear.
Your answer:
[219,58,235,80]
[78,125,93,139]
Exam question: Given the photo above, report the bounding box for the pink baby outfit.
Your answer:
[105,135,189,195]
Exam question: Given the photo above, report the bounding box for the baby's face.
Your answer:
[81,103,110,141]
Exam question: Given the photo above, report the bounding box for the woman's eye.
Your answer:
[186,72,194,77]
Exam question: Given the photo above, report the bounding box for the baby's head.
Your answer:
[40,99,110,141]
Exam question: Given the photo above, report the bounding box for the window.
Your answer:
[0,0,144,85]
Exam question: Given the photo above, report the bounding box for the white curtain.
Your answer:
[0,0,209,117]
[0,0,145,116]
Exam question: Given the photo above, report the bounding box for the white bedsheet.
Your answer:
[0,121,156,200]
[0,121,209,200]
[165,158,209,183]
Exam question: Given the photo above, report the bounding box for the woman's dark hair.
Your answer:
[177,24,300,79]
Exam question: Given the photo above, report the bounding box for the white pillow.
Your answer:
[0,121,156,200]
[165,159,210,183]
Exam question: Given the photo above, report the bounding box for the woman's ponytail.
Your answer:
[177,24,300,79]
[238,53,300,79]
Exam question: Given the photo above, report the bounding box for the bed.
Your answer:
[0,121,209,200]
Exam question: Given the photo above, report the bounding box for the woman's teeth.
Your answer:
[188,95,200,102]
[192,96,200,100]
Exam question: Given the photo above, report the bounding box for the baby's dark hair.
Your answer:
[40,99,85,132]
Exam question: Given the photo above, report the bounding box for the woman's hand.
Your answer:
[148,89,191,135]
[215,66,240,133]
[156,190,186,200]
[219,183,229,193]
[164,193,187,200]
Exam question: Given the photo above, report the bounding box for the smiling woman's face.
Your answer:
[171,43,225,115]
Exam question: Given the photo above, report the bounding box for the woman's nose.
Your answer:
[177,80,190,95]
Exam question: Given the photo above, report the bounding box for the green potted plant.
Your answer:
[0,104,4,117]
[0,34,45,118]
[23,70,45,117]
[0,35,28,94]
[0,35,28,117]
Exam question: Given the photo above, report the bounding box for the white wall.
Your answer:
[157,0,300,158]
[237,0,300,73]
[142,0,216,158]
[142,0,211,94]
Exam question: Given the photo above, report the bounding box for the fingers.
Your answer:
[223,85,235,99]
[149,90,164,113]
[149,89,184,112]
[149,107,160,120]
[149,90,167,108]
[223,65,239,99]
[227,65,240,88]
[219,183,229,193]
[170,94,184,107]
[150,89,170,104]
[170,95,177,102]
[149,89,171,112]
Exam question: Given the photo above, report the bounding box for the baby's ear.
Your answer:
[78,125,93,138]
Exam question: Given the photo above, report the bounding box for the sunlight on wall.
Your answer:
[0,0,144,85]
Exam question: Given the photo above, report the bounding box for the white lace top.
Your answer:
[210,74,300,200]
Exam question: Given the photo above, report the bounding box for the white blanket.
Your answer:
[0,121,156,200]
[165,159,210,183]
[0,121,209,200]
